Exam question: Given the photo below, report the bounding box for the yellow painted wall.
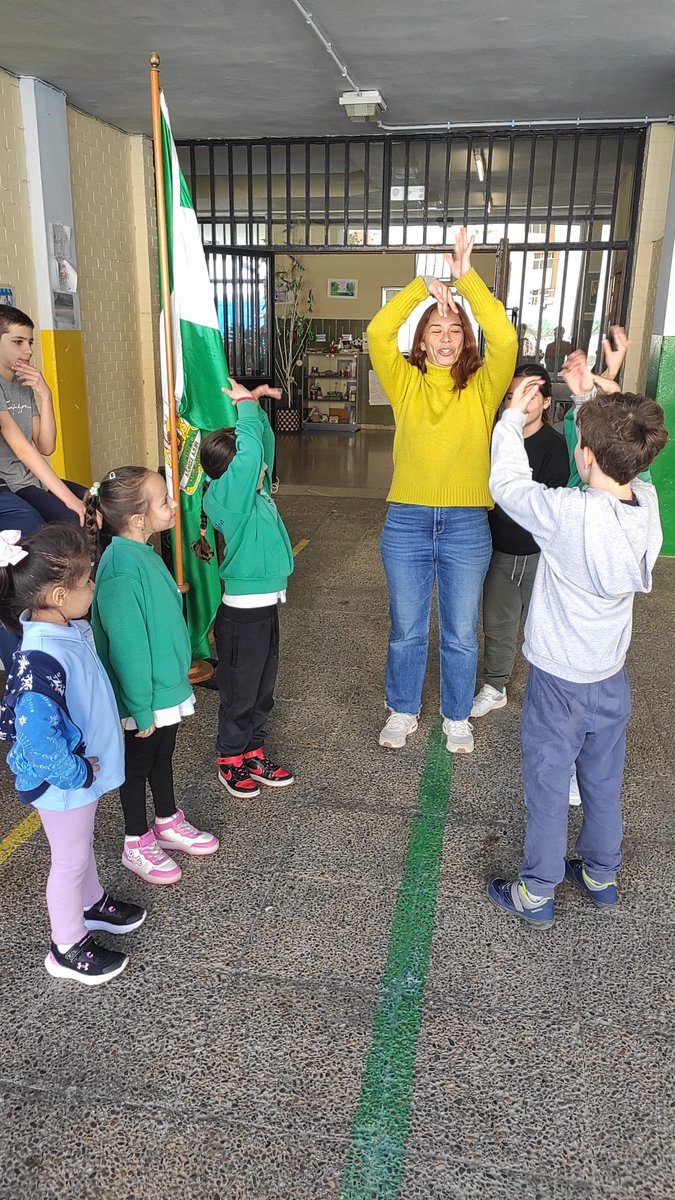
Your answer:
[67,106,160,479]
[0,69,39,327]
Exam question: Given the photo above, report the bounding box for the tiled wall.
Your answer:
[67,107,160,478]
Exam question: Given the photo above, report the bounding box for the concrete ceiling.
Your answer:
[2,0,674,139]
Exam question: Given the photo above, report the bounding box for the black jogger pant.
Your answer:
[214,603,279,759]
[119,724,179,836]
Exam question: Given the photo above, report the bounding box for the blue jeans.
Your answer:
[520,664,632,897]
[380,503,492,720]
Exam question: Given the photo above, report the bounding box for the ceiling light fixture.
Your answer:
[339,90,387,123]
[473,148,486,182]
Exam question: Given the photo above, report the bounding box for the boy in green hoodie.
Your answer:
[199,379,295,798]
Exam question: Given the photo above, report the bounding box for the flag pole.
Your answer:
[149,52,187,593]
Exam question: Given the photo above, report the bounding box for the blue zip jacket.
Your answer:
[0,614,124,811]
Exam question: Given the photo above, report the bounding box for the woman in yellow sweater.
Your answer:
[368,229,518,754]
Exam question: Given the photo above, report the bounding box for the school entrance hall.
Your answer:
[1,2,675,1198]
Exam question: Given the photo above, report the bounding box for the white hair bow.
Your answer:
[0,530,28,569]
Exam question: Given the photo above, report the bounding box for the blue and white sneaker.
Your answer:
[565,858,618,910]
[487,878,555,929]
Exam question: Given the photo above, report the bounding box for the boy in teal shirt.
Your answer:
[199,380,295,798]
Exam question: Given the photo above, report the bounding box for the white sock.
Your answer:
[154,812,177,825]
[56,942,76,953]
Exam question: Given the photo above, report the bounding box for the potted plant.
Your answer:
[274,255,314,433]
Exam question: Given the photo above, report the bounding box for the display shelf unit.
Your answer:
[302,351,360,434]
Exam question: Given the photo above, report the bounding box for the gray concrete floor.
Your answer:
[0,492,673,1199]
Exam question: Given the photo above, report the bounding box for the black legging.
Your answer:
[119,725,179,836]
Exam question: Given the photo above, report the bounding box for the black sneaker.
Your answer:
[84,892,147,934]
[217,754,261,798]
[244,747,295,788]
[44,934,128,986]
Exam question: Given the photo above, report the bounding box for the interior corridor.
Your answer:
[0,494,673,1199]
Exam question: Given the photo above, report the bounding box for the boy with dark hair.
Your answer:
[486,376,667,928]
[0,305,86,525]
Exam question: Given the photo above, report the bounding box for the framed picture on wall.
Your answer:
[327,278,358,299]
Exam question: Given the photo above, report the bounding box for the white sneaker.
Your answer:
[471,684,507,718]
[569,767,582,807]
[379,711,418,749]
[122,830,182,885]
[442,717,474,754]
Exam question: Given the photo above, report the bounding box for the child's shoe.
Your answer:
[243,747,294,788]
[487,878,555,928]
[379,711,419,749]
[45,934,128,985]
[217,754,261,798]
[122,830,182,885]
[84,892,147,934]
[153,809,219,855]
[568,768,582,807]
[442,717,474,754]
[565,858,619,910]
[471,685,507,717]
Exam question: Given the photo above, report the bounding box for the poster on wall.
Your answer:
[328,278,358,299]
[0,288,14,307]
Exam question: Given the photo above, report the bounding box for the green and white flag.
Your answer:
[159,91,236,660]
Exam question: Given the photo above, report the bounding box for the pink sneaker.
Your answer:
[122,830,182,885]
[153,809,219,857]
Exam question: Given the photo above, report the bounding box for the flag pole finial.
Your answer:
[150,52,160,69]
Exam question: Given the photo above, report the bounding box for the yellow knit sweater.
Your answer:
[367,270,518,507]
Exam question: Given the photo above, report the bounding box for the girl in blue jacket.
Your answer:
[0,523,145,986]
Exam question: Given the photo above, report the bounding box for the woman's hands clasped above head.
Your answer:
[426,227,475,317]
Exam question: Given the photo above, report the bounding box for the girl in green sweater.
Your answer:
[197,379,295,798]
[87,468,219,885]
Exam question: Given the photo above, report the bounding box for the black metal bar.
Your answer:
[554,248,571,360]
[402,140,411,246]
[266,143,273,248]
[363,139,371,243]
[534,248,548,357]
[305,142,311,247]
[324,141,330,245]
[422,137,431,245]
[503,135,515,240]
[523,135,537,244]
[482,135,494,244]
[441,136,451,244]
[546,133,558,239]
[587,132,603,235]
[517,250,528,349]
[285,142,292,246]
[382,137,392,245]
[208,143,216,246]
[608,130,625,241]
[463,136,472,227]
[189,143,197,208]
[567,133,580,241]
[343,142,350,247]
[246,144,254,247]
[227,143,235,246]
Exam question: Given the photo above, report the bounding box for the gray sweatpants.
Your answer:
[520,664,632,897]
[482,550,540,691]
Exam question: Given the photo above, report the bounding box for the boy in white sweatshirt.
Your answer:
[486,377,667,928]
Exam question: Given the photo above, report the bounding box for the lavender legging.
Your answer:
[37,800,103,945]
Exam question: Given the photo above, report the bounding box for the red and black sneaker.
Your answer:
[244,747,295,788]
[217,754,261,798]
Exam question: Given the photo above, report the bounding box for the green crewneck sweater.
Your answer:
[203,399,294,596]
[92,537,192,731]
[367,270,518,507]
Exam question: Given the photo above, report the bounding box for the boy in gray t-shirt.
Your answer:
[0,305,86,524]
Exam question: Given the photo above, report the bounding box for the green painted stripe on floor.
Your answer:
[341,717,453,1199]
